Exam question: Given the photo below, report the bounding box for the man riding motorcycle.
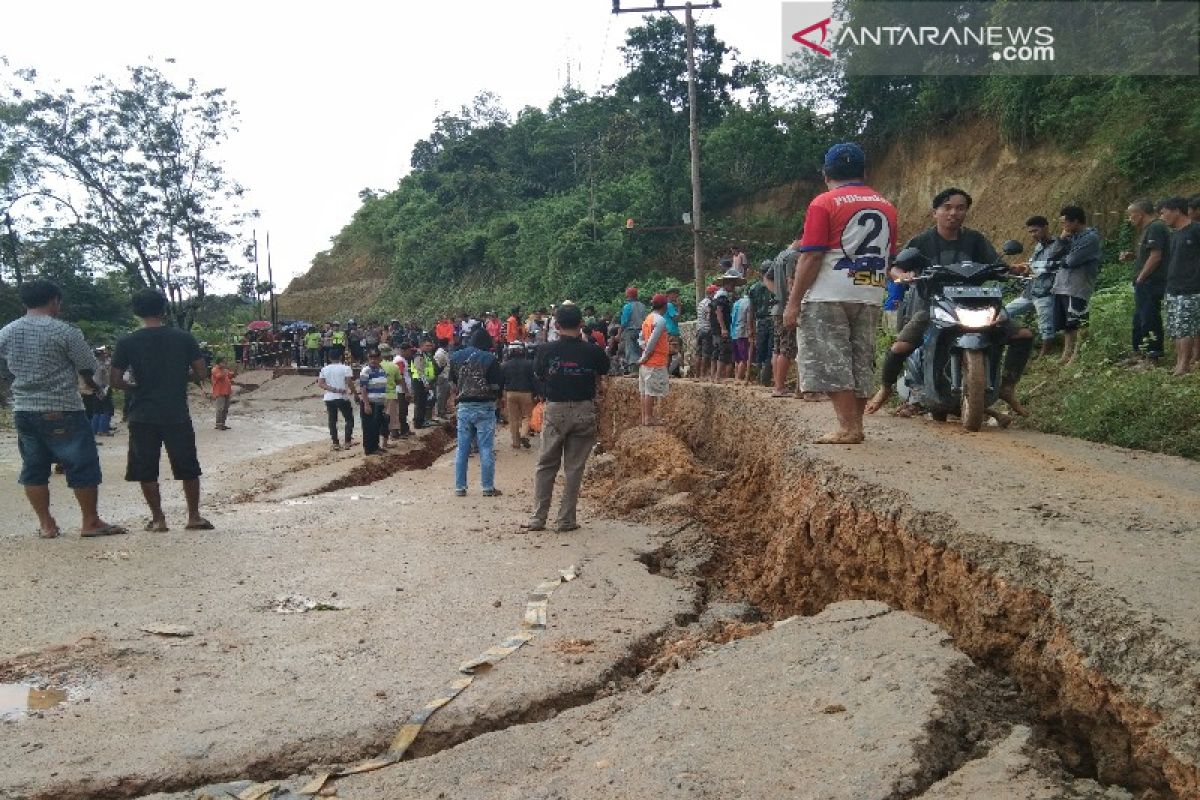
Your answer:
[865,187,1034,417]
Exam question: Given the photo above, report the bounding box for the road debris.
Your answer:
[139,624,195,637]
[272,595,343,614]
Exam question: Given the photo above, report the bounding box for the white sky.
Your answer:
[2,1,785,289]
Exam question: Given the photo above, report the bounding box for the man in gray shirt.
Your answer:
[1052,206,1102,366]
[0,279,127,538]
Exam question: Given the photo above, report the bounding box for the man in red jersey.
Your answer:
[782,142,896,444]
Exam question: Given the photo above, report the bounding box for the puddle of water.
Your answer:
[0,683,68,719]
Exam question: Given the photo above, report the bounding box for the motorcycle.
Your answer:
[894,239,1025,432]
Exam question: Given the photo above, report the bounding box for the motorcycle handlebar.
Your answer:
[899,261,1018,284]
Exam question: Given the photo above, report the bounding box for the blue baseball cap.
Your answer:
[823,142,866,172]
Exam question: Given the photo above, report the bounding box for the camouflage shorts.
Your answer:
[1166,293,1200,339]
[772,314,797,359]
[796,302,881,398]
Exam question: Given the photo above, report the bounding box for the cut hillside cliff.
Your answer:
[278,246,391,323]
[733,118,1130,246]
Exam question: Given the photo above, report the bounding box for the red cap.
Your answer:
[625,287,638,298]
[706,284,718,294]
[650,293,668,307]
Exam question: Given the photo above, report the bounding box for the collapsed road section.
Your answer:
[597,378,1200,798]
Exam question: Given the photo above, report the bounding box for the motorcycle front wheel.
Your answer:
[960,349,987,432]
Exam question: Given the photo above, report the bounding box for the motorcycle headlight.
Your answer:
[956,307,997,329]
[932,306,957,325]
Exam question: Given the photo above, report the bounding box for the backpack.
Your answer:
[453,349,497,399]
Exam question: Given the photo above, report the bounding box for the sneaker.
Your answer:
[520,520,546,531]
[454,488,467,497]
[330,443,342,452]
[482,488,503,497]
[554,522,581,533]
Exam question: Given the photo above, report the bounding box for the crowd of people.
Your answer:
[310,303,611,531]
[3,141,1199,538]
[623,144,1200,444]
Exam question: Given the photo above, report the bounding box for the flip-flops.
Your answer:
[184,519,215,531]
[81,524,129,538]
[144,519,169,532]
[37,528,61,539]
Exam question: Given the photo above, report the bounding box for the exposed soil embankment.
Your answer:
[597,379,1200,798]
[731,117,1131,245]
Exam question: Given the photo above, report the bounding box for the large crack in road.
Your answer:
[592,378,1200,799]
[3,372,1196,799]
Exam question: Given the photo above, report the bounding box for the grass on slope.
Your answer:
[1018,277,1200,460]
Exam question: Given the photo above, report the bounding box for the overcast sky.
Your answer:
[3,1,784,289]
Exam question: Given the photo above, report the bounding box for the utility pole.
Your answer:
[266,231,277,327]
[612,0,720,305]
[251,229,262,320]
[2,213,21,286]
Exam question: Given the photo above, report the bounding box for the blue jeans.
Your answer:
[1005,296,1055,340]
[15,410,102,488]
[455,402,496,492]
[622,331,642,373]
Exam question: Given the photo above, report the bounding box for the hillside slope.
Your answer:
[733,118,1130,247]
[281,118,1192,321]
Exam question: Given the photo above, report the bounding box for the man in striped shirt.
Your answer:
[357,349,391,455]
[0,279,126,538]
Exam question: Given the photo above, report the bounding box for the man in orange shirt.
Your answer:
[211,356,233,431]
[637,294,671,426]
[434,316,455,350]
[505,307,524,349]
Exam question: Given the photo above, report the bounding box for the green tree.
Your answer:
[0,61,252,327]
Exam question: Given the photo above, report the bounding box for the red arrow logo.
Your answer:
[793,17,833,57]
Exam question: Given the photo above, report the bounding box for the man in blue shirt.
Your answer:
[618,287,647,374]
[664,288,682,339]
[450,329,505,497]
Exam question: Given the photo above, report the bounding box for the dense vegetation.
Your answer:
[309,12,1200,321]
[1019,267,1200,460]
[302,18,827,317]
[0,61,260,330]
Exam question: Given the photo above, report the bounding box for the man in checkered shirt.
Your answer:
[0,279,127,538]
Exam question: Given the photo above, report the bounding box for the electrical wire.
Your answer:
[594,11,614,93]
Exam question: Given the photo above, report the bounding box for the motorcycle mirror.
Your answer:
[1001,240,1024,256]
[894,247,928,268]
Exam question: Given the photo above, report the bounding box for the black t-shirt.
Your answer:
[710,293,733,335]
[533,335,610,402]
[112,326,202,425]
[901,227,999,320]
[501,357,538,394]
[904,227,999,269]
[1136,220,1172,290]
[1166,222,1200,296]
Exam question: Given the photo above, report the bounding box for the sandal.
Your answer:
[184,519,215,531]
[81,523,130,538]
[814,430,865,445]
[144,519,169,532]
[38,527,61,539]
